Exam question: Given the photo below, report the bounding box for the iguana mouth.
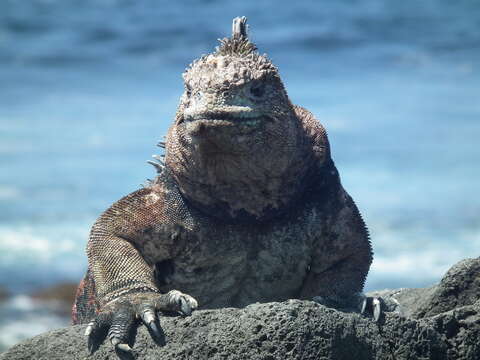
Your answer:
[182,110,271,126]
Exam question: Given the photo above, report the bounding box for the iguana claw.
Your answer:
[115,343,132,354]
[84,290,198,357]
[180,297,192,315]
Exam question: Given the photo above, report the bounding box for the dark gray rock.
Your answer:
[413,258,480,318]
[1,258,479,360]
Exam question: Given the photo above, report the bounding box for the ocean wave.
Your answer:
[0,225,88,291]
[0,226,78,261]
[0,295,69,352]
[0,0,478,67]
[365,226,480,291]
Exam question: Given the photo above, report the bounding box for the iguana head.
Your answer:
[165,17,312,220]
[174,16,295,150]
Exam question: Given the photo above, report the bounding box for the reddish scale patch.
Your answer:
[72,270,99,325]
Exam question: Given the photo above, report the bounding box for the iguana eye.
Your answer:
[248,81,266,99]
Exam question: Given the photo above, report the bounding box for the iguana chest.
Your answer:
[138,206,322,309]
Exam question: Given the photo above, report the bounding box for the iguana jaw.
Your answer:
[184,105,262,122]
[180,106,273,136]
[183,107,271,127]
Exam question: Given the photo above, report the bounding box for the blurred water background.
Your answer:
[1,0,479,351]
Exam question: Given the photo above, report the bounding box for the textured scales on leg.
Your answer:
[73,17,375,356]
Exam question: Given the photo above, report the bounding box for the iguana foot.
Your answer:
[360,296,383,321]
[312,294,402,322]
[84,290,198,356]
[360,295,402,322]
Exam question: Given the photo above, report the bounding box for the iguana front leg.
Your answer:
[83,188,198,355]
[299,186,376,315]
[300,186,402,320]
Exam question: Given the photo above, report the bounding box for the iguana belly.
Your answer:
[151,209,320,309]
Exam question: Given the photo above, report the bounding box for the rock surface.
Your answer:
[413,258,480,318]
[1,258,479,360]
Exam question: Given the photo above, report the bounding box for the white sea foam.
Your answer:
[0,295,69,352]
[0,224,88,290]
[0,226,76,263]
[365,227,480,290]
[371,250,459,281]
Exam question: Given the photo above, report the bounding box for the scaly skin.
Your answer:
[73,17,374,356]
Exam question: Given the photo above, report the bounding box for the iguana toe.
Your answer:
[372,297,382,322]
[107,304,136,352]
[138,304,162,339]
[157,290,198,315]
[84,290,198,356]
[86,311,111,354]
[179,297,192,316]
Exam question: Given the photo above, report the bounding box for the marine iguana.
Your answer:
[73,16,381,355]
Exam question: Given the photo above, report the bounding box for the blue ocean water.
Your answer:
[0,0,479,349]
